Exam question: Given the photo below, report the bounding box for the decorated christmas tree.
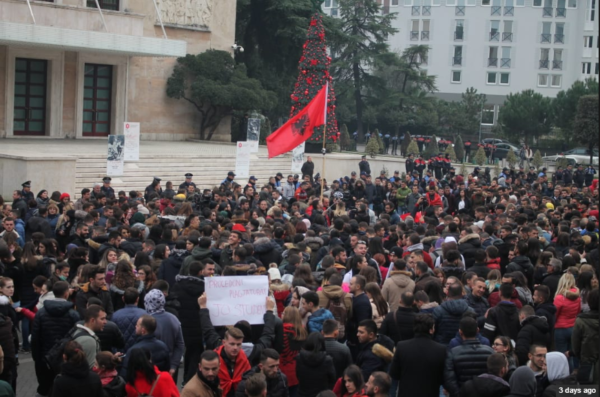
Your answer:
[290,13,339,144]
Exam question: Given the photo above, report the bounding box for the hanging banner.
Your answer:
[247,118,261,153]
[291,142,305,173]
[124,122,140,161]
[235,141,251,178]
[106,135,125,176]
[205,276,269,326]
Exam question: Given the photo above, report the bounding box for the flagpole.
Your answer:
[320,82,329,203]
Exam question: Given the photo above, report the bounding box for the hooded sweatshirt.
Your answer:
[506,366,537,397]
[381,270,415,312]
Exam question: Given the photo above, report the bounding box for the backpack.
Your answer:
[44,326,88,373]
[327,294,348,339]
[133,373,161,397]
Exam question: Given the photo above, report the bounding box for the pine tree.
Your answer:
[493,162,501,178]
[259,117,272,145]
[474,146,487,166]
[454,135,465,162]
[366,136,380,158]
[401,131,412,156]
[459,162,467,176]
[532,149,544,169]
[290,13,339,144]
[430,135,440,155]
[340,124,350,151]
[406,139,420,156]
[556,157,570,170]
[506,149,519,169]
[445,143,458,161]
[374,129,384,154]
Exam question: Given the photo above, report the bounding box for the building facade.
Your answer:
[0,0,236,141]
[324,0,598,127]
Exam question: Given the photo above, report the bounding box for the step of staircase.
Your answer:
[73,153,294,198]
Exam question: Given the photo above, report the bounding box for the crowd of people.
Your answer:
[0,153,598,397]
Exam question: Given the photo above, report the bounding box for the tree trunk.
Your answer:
[352,59,363,142]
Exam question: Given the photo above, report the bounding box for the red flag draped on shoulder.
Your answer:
[267,84,328,159]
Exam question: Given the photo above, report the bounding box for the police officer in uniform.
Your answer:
[405,153,415,176]
[21,181,34,202]
[101,177,115,199]
[391,134,399,155]
[584,164,596,187]
[383,133,390,154]
[179,173,197,190]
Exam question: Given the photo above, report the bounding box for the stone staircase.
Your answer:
[74,152,293,197]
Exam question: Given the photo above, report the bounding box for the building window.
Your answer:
[482,0,491,5]
[584,36,594,47]
[538,74,549,86]
[553,49,563,70]
[501,47,511,67]
[452,70,462,82]
[455,20,464,40]
[551,75,562,87]
[488,46,499,66]
[487,72,498,84]
[582,62,592,74]
[499,72,510,84]
[588,0,596,21]
[555,23,565,43]
[534,0,542,6]
[540,48,550,68]
[516,0,525,5]
[83,64,113,137]
[490,20,500,41]
[567,0,576,6]
[596,62,599,74]
[453,46,463,65]
[482,105,495,124]
[86,0,119,11]
[391,0,400,5]
[14,58,47,136]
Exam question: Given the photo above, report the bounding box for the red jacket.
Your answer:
[295,187,307,201]
[554,288,581,329]
[280,323,303,387]
[425,193,443,207]
[125,367,179,397]
[215,345,251,396]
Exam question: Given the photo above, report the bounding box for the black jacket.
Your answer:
[301,161,314,177]
[236,366,288,397]
[444,339,495,397]
[170,275,204,344]
[253,238,283,268]
[75,283,114,320]
[120,333,170,379]
[157,249,190,288]
[506,256,534,289]
[460,373,511,397]
[390,335,447,397]
[102,375,127,397]
[534,301,557,332]
[379,306,417,344]
[356,335,395,381]
[295,351,336,397]
[433,299,475,345]
[25,215,52,241]
[481,301,520,342]
[515,315,551,366]
[120,238,143,258]
[77,319,125,353]
[359,160,371,176]
[51,361,104,397]
[541,272,562,299]
[470,263,492,279]
[458,234,482,269]
[31,299,80,362]
[465,294,490,328]
[324,337,353,379]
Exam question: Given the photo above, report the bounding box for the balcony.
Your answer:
[501,58,511,68]
[454,31,464,40]
[422,5,431,15]
[543,7,553,16]
[541,33,552,43]
[453,56,463,66]
[553,60,563,69]
[554,33,564,44]
[412,6,421,15]
[490,31,500,41]
[502,32,513,42]
[421,31,430,40]
[555,7,566,16]
[539,59,550,69]
[488,57,498,67]
[491,5,502,15]
[410,31,419,41]
[504,6,514,15]
[455,6,465,15]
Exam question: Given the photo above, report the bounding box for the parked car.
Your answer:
[491,142,520,160]
[481,138,510,146]
[543,148,599,166]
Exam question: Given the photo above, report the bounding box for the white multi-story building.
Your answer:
[324,0,598,126]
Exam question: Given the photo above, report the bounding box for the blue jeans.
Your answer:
[21,317,30,350]
[555,327,576,371]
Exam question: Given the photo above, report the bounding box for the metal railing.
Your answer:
[502,32,513,41]
[410,31,419,40]
[543,7,553,16]
[504,6,514,15]
[555,7,566,16]
[454,31,464,40]
[541,33,552,43]
[554,33,564,43]
[552,60,563,69]
[422,5,431,15]
[453,56,463,65]
[501,58,511,68]
[491,5,502,15]
[455,6,465,15]
[539,59,550,69]
[412,6,421,15]
[490,31,500,41]
[421,31,430,40]
[488,57,498,66]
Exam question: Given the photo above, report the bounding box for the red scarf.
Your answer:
[215,345,251,396]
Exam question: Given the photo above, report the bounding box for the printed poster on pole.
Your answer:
[235,141,251,178]
[124,122,140,161]
[106,135,125,176]
[291,142,305,173]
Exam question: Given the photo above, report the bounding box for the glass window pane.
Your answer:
[516,0,524,5]
[30,86,45,96]
[31,109,44,120]
[83,123,92,132]
[504,21,513,32]
[552,75,561,86]
[97,66,111,77]
[15,59,27,71]
[14,121,25,130]
[15,85,26,95]
[83,112,94,121]
[487,72,497,83]
[502,47,511,57]
[15,97,26,107]
[97,112,110,122]
[84,100,94,110]
[85,65,95,75]
[97,78,110,88]
[538,74,548,85]
[30,61,46,72]
[542,22,552,34]
[452,71,461,81]
[84,88,94,99]
[96,101,110,110]
[29,121,43,132]
[96,123,109,133]
[534,0,542,6]
[15,72,26,83]
[84,77,94,87]
[30,98,44,108]
[97,89,110,99]
[500,73,510,83]
[14,109,26,119]
[30,74,44,84]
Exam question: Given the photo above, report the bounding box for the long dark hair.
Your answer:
[63,340,87,367]
[303,332,326,354]
[153,244,169,261]
[126,348,156,386]
[113,260,135,290]
[367,237,385,257]
[341,365,365,396]
[347,254,364,275]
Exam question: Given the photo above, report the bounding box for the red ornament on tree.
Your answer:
[288,13,339,144]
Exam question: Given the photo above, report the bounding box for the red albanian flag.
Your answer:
[267,84,328,159]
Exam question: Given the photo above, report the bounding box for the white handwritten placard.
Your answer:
[205,276,269,326]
